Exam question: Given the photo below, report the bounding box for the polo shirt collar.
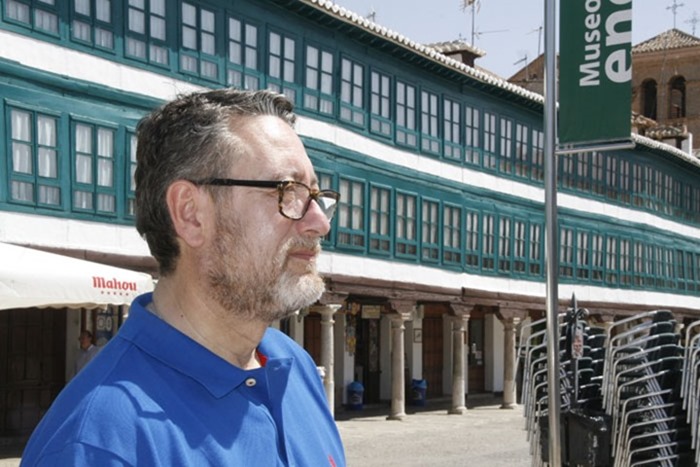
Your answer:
[120,293,267,399]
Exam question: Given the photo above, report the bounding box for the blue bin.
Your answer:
[411,379,427,406]
[347,381,364,410]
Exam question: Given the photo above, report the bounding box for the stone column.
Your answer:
[387,300,414,421]
[500,316,521,409]
[315,304,342,413]
[448,312,469,414]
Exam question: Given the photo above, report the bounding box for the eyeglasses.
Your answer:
[191,178,340,221]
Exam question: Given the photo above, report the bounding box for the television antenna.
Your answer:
[365,7,376,22]
[460,0,480,45]
[472,28,508,43]
[528,25,544,57]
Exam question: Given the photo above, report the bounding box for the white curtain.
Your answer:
[97,128,113,188]
[75,124,92,184]
[11,110,31,174]
[37,115,57,178]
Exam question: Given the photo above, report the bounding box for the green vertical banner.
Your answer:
[559,0,633,144]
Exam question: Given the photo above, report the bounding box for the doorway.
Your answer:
[422,303,449,397]
[0,308,66,436]
[468,312,486,393]
[354,317,381,403]
[303,313,322,365]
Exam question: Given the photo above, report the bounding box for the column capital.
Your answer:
[309,304,342,316]
[496,307,526,322]
[448,303,473,318]
[318,291,348,306]
[451,313,470,329]
[388,299,415,321]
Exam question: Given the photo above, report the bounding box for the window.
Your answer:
[513,219,527,273]
[464,105,480,166]
[605,235,618,284]
[421,199,440,262]
[73,122,116,214]
[443,98,461,161]
[303,45,333,114]
[498,216,512,272]
[482,214,495,270]
[619,159,630,203]
[8,108,61,207]
[337,178,365,249]
[529,223,542,275]
[631,163,643,206]
[465,209,480,269]
[576,230,589,279]
[126,133,137,216]
[181,2,217,79]
[605,156,618,199]
[370,70,391,137]
[656,247,673,288]
[641,79,657,120]
[396,81,417,147]
[318,171,334,244]
[643,166,655,209]
[687,251,698,292]
[669,76,686,119]
[126,0,168,65]
[514,123,529,178]
[531,129,544,180]
[483,111,497,170]
[369,185,391,254]
[267,31,297,103]
[620,238,632,285]
[442,204,461,265]
[395,192,417,258]
[339,57,364,126]
[227,16,260,89]
[665,174,679,215]
[499,117,513,174]
[575,153,589,190]
[560,227,574,278]
[420,90,439,155]
[676,250,689,290]
[72,0,114,49]
[643,243,655,287]
[591,152,604,195]
[591,233,604,281]
[5,0,58,34]
[560,154,575,189]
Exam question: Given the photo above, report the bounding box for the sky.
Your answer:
[333,0,699,78]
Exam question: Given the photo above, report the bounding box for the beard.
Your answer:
[203,213,326,323]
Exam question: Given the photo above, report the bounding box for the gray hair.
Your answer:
[134,88,296,275]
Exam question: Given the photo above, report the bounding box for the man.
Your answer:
[22,89,346,466]
[74,330,99,374]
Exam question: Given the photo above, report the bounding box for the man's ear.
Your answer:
[165,180,210,248]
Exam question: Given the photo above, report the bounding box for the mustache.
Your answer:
[285,237,322,254]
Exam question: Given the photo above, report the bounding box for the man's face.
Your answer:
[79,333,91,350]
[201,116,331,322]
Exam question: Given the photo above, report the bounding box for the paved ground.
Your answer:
[1,396,532,466]
[337,396,532,466]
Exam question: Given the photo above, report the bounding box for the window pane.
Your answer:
[75,0,90,16]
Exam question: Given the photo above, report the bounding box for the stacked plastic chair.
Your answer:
[602,311,695,467]
[518,311,609,466]
[518,308,699,466]
[680,320,700,466]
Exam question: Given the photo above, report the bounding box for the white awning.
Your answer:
[0,242,154,310]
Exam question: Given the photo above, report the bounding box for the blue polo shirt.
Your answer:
[22,293,345,466]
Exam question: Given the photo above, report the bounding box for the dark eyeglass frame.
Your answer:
[190,178,340,221]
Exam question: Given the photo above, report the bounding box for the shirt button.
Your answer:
[245,378,256,387]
